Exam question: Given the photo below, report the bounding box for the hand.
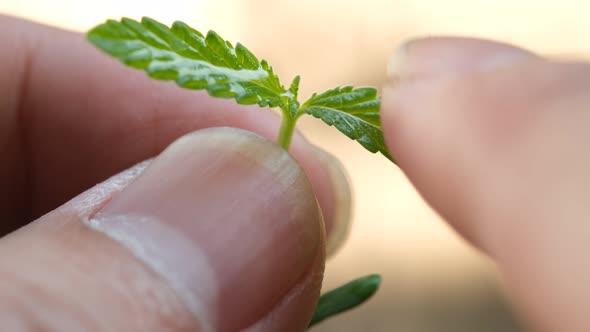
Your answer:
[382,37,590,331]
[0,16,352,331]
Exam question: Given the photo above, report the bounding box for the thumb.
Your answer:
[0,127,324,332]
[382,38,590,331]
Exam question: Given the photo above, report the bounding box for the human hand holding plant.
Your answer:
[0,14,360,331]
[3,14,590,332]
[86,17,387,327]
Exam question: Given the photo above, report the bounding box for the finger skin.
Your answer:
[0,129,325,332]
[0,206,201,331]
[0,15,339,242]
[383,38,590,332]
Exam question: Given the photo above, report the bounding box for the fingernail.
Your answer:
[312,147,353,257]
[388,37,535,82]
[87,127,322,332]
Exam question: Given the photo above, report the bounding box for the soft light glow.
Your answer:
[2,0,216,31]
[2,2,583,330]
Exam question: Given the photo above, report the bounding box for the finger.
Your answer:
[0,128,324,332]
[0,15,350,252]
[382,37,590,331]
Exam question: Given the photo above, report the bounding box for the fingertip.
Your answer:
[380,37,542,242]
[382,43,590,331]
[0,128,327,332]
[310,146,353,257]
[381,37,537,172]
[89,127,324,331]
[243,226,326,332]
[387,37,536,83]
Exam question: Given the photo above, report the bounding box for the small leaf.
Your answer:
[287,75,301,117]
[309,274,381,328]
[87,17,286,108]
[302,86,393,161]
[289,75,301,99]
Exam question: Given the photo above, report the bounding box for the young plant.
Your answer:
[87,16,387,327]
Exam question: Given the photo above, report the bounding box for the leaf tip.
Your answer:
[364,274,382,292]
[171,20,186,29]
[289,75,301,95]
[140,16,162,27]
[206,30,221,40]
[120,17,137,25]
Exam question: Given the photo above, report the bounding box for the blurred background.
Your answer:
[4,1,590,331]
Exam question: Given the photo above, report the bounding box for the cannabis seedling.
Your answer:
[87,17,387,327]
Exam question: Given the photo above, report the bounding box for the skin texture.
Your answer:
[385,38,590,332]
[3,15,590,332]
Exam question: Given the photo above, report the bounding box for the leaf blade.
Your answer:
[302,86,393,161]
[309,274,382,327]
[87,17,286,108]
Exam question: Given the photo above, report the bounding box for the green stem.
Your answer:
[277,112,297,150]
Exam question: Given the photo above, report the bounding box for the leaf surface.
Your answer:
[87,17,286,107]
[309,274,382,327]
[302,87,392,160]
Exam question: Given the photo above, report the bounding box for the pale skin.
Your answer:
[0,15,589,332]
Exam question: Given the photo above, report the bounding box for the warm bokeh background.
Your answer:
[4,1,589,331]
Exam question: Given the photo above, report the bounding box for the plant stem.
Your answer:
[277,113,297,150]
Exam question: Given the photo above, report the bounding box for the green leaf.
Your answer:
[287,75,301,117]
[301,86,393,161]
[86,17,393,162]
[87,17,286,108]
[309,274,381,328]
